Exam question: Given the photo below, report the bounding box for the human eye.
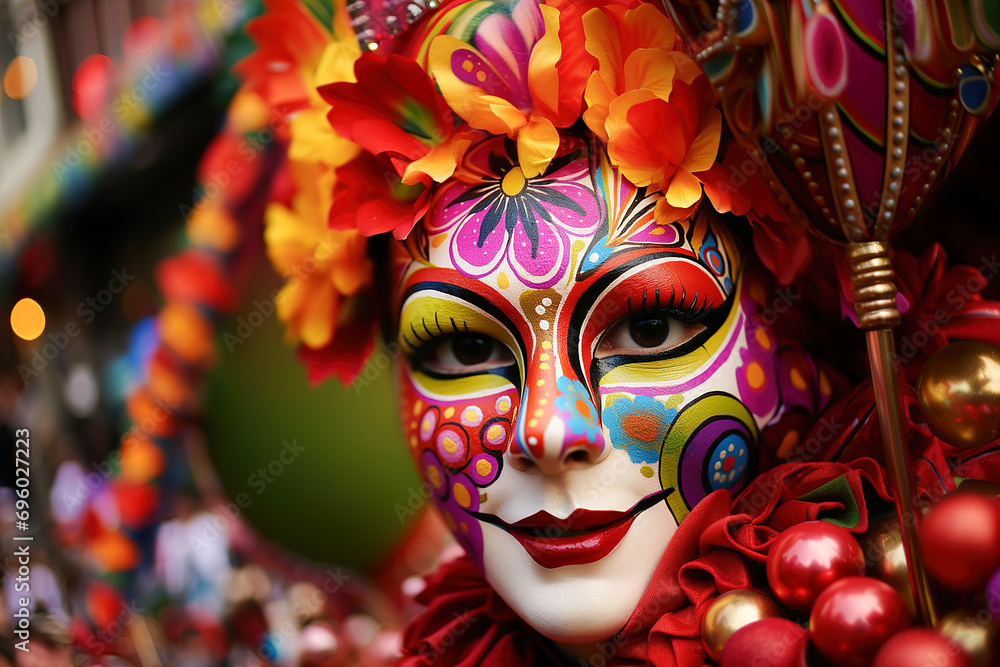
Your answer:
[412,332,517,376]
[595,310,707,359]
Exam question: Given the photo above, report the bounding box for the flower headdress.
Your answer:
[251,0,738,384]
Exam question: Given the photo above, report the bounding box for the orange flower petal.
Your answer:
[90,530,140,572]
[119,436,167,483]
[605,90,671,186]
[527,5,563,118]
[654,196,698,225]
[583,5,626,92]
[159,301,215,367]
[186,204,240,252]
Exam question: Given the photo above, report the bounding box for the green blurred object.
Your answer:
[205,280,418,571]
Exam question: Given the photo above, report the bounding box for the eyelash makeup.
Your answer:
[624,285,716,325]
[403,315,469,353]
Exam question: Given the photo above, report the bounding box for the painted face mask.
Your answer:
[391,135,799,644]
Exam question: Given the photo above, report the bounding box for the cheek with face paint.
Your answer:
[399,373,519,570]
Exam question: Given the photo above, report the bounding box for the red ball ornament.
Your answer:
[919,492,1000,590]
[872,628,971,667]
[720,618,807,667]
[809,576,911,667]
[766,521,865,613]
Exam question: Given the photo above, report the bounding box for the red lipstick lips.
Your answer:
[472,490,670,569]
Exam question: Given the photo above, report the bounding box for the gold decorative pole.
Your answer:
[847,242,937,626]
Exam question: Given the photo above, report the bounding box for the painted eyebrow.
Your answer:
[399,281,528,363]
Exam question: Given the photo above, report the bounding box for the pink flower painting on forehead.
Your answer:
[425,138,602,289]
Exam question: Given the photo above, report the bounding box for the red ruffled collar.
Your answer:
[399,458,898,667]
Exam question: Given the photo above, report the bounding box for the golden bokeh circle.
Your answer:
[11,298,45,341]
[3,56,38,99]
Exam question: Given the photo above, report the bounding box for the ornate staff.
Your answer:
[663,0,1000,625]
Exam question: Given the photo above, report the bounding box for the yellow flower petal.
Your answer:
[299,278,338,349]
[517,116,560,178]
[527,5,562,116]
[275,278,307,338]
[315,40,360,87]
[665,166,704,208]
[289,108,360,167]
[264,203,314,274]
[582,71,615,143]
[622,48,677,99]
[583,7,625,92]
[329,231,371,296]
[624,3,676,52]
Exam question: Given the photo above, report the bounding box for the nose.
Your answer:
[509,355,608,475]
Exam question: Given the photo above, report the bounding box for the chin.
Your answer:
[480,503,676,644]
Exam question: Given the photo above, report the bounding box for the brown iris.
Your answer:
[628,315,671,348]
[453,334,493,365]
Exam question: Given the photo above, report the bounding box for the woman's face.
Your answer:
[392,137,784,643]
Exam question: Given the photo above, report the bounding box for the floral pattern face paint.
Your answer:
[392,137,785,644]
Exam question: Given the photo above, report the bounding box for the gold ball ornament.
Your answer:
[701,589,782,660]
[917,341,1000,449]
[957,478,1000,499]
[937,610,998,667]
[856,513,916,615]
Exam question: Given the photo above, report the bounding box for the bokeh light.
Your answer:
[11,298,46,340]
[123,17,163,57]
[3,56,38,99]
[71,54,114,119]
[64,363,100,417]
